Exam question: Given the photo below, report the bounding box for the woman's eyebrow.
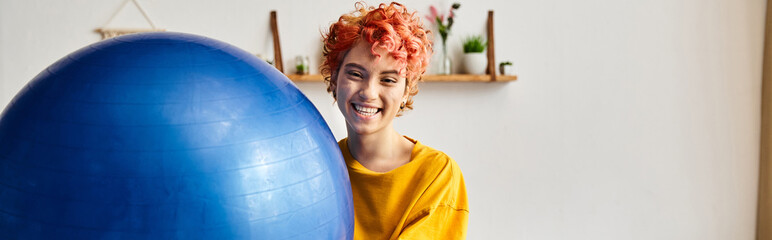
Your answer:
[380,70,399,75]
[343,63,366,70]
[343,63,397,75]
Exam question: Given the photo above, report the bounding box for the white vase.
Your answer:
[463,52,487,75]
[438,43,452,75]
[439,54,452,75]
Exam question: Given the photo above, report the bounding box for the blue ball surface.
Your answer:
[0,32,353,239]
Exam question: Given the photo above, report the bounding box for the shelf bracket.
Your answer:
[487,10,496,81]
[270,11,284,73]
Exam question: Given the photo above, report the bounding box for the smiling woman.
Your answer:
[336,41,407,139]
[320,2,469,239]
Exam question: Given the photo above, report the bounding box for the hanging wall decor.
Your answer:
[94,0,164,39]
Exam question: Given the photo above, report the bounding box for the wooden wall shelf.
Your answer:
[287,74,517,82]
[271,10,516,83]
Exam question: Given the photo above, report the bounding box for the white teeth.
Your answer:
[354,104,379,116]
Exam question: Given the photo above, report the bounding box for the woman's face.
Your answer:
[335,40,408,136]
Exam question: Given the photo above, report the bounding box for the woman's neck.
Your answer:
[346,127,412,172]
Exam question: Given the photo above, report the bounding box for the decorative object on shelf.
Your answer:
[462,35,487,74]
[94,0,164,40]
[499,61,513,75]
[438,43,453,75]
[295,55,310,75]
[427,3,460,75]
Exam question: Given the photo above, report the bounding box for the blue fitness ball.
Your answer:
[0,32,353,239]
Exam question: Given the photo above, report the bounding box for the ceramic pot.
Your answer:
[463,52,487,74]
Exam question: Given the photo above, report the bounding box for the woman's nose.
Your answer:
[357,81,378,101]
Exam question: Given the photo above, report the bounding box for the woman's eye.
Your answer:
[382,78,397,83]
[347,71,362,78]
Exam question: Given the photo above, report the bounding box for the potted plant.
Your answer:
[462,35,487,74]
[499,61,513,75]
[295,55,309,75]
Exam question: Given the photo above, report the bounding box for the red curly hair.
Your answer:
[320,2,432,115]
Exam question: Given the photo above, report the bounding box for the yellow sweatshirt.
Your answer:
[339,137,469,240]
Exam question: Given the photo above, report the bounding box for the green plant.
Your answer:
[462,35,486,53]
[499,61,513,75]
[295,63,307,74]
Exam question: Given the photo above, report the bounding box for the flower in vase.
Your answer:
[426,3,460,51]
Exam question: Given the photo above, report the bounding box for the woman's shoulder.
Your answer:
[406,137,462,175]
[406,137,468,212]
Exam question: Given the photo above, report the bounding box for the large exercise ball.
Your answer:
[0,32,353,239]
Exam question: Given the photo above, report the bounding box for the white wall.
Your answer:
[0,0,766,239]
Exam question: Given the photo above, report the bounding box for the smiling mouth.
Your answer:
[352,103,381,117]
